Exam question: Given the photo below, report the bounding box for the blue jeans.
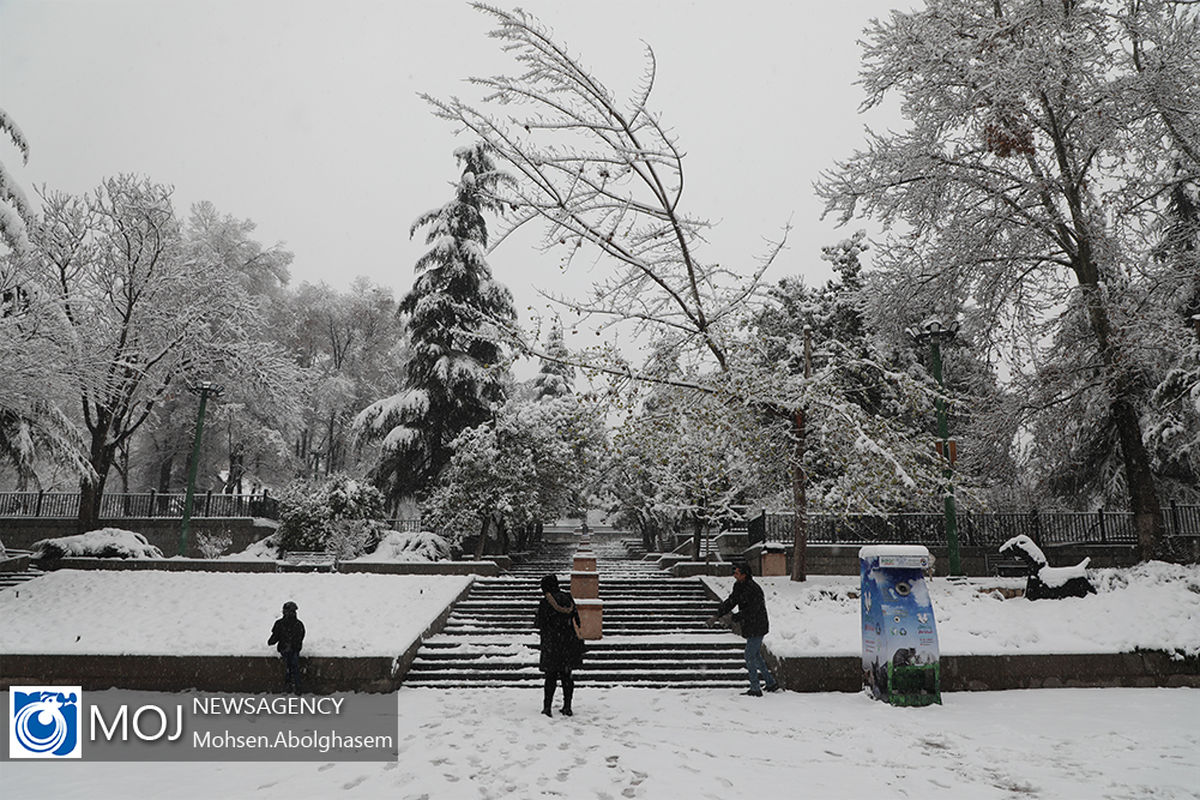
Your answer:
[282,651,301,693]
[744,636,776,692]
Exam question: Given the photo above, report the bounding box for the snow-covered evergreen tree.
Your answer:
[354,144,516,501]
[533,322,574,401]
[0,106,30,254]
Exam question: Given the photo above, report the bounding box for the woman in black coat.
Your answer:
[535,574,581,717]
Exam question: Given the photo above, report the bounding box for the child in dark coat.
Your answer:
[268,600,306,694]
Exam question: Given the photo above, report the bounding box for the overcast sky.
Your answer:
[1,0,903,344]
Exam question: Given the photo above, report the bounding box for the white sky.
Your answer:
[0,1,905,338]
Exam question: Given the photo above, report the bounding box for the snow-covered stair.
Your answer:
[0,554,43,592]
[404,533,747,689]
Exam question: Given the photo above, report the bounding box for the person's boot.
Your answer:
[542,678,555,717]
[560,679,574,716]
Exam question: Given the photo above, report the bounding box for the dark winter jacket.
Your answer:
[268,613,306,655]
[535,589,582,672]
[716,576,769,638]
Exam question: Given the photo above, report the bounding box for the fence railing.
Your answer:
[0,491,280,521]
[382,518,424,532]
[750,505,1200,548]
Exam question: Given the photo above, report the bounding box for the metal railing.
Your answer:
[750,504,1200,548]
[0,491,280,521]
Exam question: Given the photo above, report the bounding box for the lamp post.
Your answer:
[905,319,963,578]
[180,381,224,557]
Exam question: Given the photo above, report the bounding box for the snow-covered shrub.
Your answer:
[30,529,163,561]
[222,532,281,561]
[276,474,386,557]
[354,531,454,563]
[196,530,233,559]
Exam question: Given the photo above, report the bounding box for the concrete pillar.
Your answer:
[571,570,599,599]
[761,550,787,577]
[573,554,597,571]
[576,599,603,639]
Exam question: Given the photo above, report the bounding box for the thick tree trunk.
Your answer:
[1079,279,1164,560]
[78,429,115,533]
[157,456,173,493]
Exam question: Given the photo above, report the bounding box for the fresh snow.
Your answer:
[0,572,469,656]
[29,528,164,560]
[5,688,1198,799]
[1,562,1196,660]
[350,531,452,563]
[703,561,1200,658]
[1,565,1198,797]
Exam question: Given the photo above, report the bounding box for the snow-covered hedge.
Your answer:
[30,529,164,561]
[351,531,453,563]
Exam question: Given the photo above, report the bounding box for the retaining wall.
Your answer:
[765,651,1200,692]
[0,517,276,559]
[740,543,1147,577]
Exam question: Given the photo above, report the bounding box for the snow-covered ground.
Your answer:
[2,564,1199,796]
[2,562,1197,658]
[0,572,470,656]
[6,687,1198,799]
[706,561,1200,658]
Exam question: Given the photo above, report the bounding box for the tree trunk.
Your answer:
[1078,279,1164,560]
[157,456,173,493]
[690,515,702,560]
[78,428,115,533]
[790,408,808,582]
[474,515,490,561]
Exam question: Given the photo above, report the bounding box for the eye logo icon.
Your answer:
[9,687,82,759]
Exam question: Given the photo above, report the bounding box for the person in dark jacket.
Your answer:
[268,600,306,694]
[712,563,779,696]
[534,574,581,717]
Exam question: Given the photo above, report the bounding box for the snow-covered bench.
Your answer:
[983,550,1027,577]
[278,551,338,572]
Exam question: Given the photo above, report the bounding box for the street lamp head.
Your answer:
[188,381,226,398]
[907,318,960,344]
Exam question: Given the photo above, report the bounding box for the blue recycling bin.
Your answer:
[859,545,941,706]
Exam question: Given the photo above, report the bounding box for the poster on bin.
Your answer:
[859,548,939,700]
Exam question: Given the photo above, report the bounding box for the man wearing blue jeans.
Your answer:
[711,563,780,696]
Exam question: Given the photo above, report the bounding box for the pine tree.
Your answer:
[355,144,516,500]
[533,322,574,401]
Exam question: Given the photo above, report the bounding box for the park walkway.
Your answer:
[402,530,748,689]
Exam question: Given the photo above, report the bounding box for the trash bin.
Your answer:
[859,545,941,706]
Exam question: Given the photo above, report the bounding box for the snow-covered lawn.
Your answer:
[1,561,1197,659]
[6,687,1198,799]
[705,560,1200,658]
[0,572,470,656]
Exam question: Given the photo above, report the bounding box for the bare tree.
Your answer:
[29,176,284,530]
[818,0,1200,559]
[427,5,944,579]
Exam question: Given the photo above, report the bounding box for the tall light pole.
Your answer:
[180,381,224,557]
[905,319,963,577]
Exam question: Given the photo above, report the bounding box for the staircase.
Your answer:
[403,532,748,689]
[0,551,43,593]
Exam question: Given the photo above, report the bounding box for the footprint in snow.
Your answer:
[341,776,367,790]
